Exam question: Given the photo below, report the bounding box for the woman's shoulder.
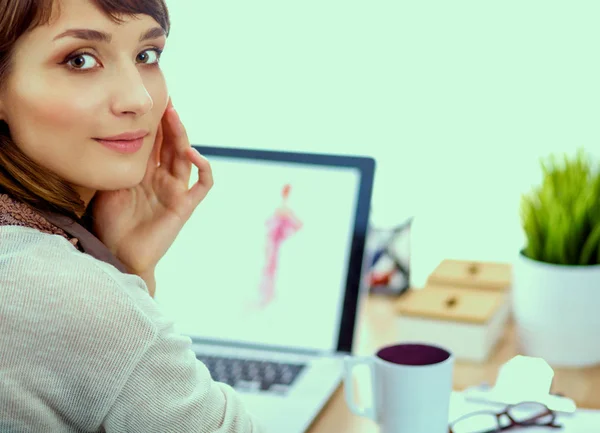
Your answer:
[0,228,159,429]
[1,217,114,268]
[0,224,156,328]
[0,223,95,273]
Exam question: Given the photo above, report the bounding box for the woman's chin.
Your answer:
[91,170,146,191]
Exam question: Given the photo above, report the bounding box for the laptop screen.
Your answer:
[154,152,362,353]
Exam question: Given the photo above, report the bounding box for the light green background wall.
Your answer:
[162,1,599,285]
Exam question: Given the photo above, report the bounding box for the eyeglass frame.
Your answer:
[447,400,562,433]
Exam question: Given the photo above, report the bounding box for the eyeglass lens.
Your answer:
[451,413,499,433]
[509,402,553,425]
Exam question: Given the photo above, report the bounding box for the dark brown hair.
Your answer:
[0,0,170,228]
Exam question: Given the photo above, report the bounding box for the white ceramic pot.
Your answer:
[512,252,600,367]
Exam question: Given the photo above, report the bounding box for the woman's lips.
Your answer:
[93,137,144,154]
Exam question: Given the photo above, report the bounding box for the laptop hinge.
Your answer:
[189,337,335,358]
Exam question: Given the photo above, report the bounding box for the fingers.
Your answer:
[142,123,163,182]
[158,96,176,170]
[157,98,213,212]
[159,106,175,170]
[168,107,193,181]
[153,122,163,167]
[160,103,192,183]
[187,147,214,205]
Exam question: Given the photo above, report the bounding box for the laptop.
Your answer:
[154,145,376,433]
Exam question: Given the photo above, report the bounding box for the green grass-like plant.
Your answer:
[520,148,600,265]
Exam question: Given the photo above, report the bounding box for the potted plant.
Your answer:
[513,148,600,367]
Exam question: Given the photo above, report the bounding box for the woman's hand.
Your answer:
[91,99,213,283]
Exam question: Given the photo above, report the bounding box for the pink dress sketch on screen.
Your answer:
[256,184,303,308]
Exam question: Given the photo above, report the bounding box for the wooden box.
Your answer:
[393,285,510,362]
[426,259,512,292]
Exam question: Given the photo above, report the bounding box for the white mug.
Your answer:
[344,342,454,433]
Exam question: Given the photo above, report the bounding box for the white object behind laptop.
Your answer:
[154,146,375,433]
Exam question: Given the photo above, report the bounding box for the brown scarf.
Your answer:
[0,193,128,274]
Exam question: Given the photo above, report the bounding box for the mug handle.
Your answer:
[343,355,378,422]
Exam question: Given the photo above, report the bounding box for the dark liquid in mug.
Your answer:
[377,343,450,366]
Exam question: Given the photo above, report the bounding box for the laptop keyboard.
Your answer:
[196,354,306,394]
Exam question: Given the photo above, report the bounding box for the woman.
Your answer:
[0,0,263,431]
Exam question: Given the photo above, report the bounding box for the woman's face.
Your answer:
[0,0,169,206]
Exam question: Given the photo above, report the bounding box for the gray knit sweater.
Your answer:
[0,193,263,432]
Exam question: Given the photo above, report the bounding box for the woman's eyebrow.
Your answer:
[53,26,165,43]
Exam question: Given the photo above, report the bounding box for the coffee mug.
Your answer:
[343,343,454,433]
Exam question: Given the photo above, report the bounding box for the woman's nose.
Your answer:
[110,67,153,116]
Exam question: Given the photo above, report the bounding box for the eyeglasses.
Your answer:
[448,401,562,433]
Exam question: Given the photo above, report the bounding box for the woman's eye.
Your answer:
[67,53,98,70]
[136,49,162,64]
